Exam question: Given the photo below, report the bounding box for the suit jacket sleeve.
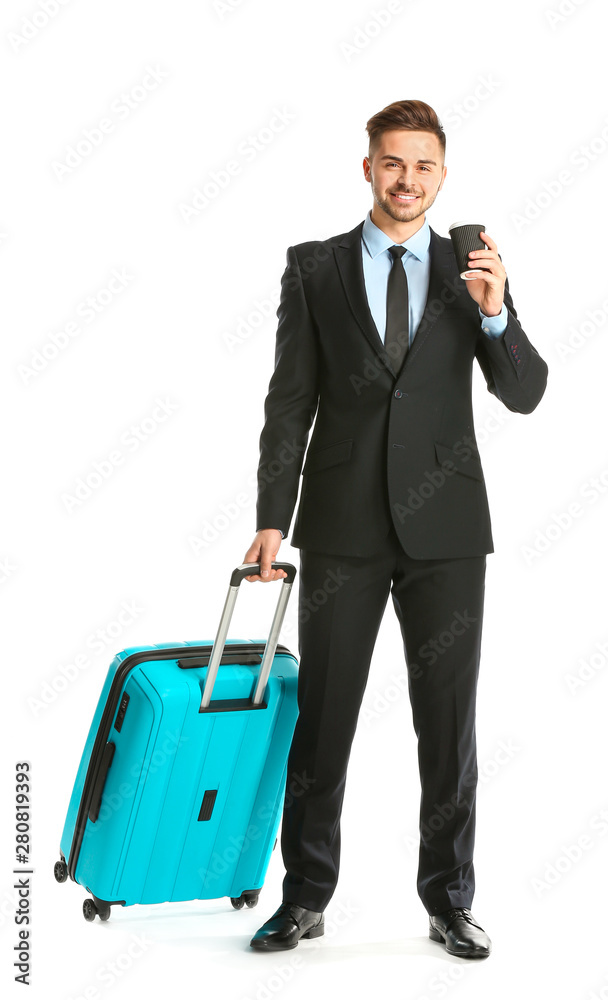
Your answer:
[255,245,320,537]
[475,275,548,414]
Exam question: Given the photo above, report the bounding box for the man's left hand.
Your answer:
[463,231,506,318]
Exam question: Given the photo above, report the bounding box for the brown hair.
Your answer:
[366,100,446,161]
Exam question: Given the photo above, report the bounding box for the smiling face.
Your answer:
[363,129,447,239]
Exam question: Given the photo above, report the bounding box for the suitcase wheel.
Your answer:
[54,860,68,883]
[230,890,260,910]
[82,897,111,922]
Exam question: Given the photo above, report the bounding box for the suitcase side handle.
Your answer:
[88,742,116,823]
[199,561,297,711]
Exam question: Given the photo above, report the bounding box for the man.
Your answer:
[242,99,548,958]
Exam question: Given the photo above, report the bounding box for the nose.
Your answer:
[395,167,418,188]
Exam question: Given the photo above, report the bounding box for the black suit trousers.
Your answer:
[281,522,486,915]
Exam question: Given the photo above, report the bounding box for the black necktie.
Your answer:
[386,245,409,373]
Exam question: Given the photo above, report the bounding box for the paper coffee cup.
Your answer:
[448,221,490,279]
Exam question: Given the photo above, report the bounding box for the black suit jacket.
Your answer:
[255,220,548,559]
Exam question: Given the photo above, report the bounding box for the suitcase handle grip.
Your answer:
[200,561,297,710]
[230,561,296,587]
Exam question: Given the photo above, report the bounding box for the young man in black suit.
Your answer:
[242,99,548,958]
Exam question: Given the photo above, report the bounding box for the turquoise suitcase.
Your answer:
[54,562,299,922]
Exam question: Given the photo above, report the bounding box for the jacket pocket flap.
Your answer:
[302,438,353,476]
[434,441,483,481]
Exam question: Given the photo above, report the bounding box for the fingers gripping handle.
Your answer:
[199,562,297,710]
[230,561,297,586]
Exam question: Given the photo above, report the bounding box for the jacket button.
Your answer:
[394,389,408,398]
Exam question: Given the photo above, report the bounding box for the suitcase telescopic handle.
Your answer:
[230,561,297,587]
[199,561,297,710]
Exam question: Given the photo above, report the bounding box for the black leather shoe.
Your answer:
[429,907,491,958]
[250,902,325,951]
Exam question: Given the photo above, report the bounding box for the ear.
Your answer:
[362,156,371,182]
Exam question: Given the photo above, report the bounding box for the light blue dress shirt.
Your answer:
[361,210,507,345]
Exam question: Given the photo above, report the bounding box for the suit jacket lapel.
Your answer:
[334,221,386,363]
[333,221,455,380]
[401,229,454,377]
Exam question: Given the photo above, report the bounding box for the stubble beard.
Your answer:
[373,181,440,225]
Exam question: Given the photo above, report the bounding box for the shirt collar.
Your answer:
[362,209,431,262]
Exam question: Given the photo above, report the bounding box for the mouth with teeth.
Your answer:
[391,192,420,203]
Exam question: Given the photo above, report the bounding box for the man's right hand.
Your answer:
[242,529,288,583]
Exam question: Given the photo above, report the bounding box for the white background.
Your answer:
[2,0,608,997]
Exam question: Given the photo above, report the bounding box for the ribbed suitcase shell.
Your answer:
[59,637,299,911]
